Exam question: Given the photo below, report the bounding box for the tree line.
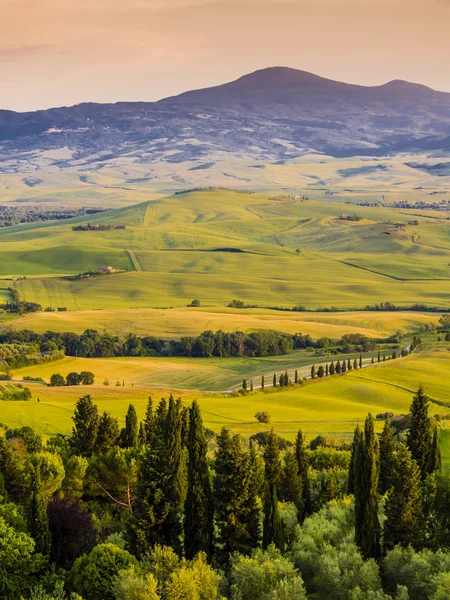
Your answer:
[0,327,379,360]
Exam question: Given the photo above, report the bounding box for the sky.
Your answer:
[1,0,449,111]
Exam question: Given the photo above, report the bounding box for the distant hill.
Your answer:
[1,67,450,173]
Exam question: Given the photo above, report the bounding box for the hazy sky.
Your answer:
[1,0,449,111]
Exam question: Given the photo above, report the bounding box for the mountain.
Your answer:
[1,67,450,174]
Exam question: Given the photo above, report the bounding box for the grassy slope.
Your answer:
[3,350,450,441]
[0,189,450,309]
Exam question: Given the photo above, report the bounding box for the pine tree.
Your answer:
[121,404,139,449]
[295,429,310,523]
[184,400,214,559]
[262,430,284,551]
[407,385,433,480]
[330,362,335,375]
[29,464,51,557]
[261,375,265,390]
[354,415,381,561]
[70,395,99,457]
[95,411,120,453]
[384,444,424,551]
[348,424,361,494]
[379,418,397,495]
[214,429,261,562]
[144,397,154,440]
[129,397,185,555]
[311,365,316,379]
[279,449,302,504]
[138,422,146,446]
[359,353,363,368]
[428,425,442,474]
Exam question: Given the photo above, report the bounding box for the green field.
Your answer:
[2,350,449,444]
[0,188,450,311]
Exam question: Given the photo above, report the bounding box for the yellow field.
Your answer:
[7,307,440,339]
[3,350,449,441]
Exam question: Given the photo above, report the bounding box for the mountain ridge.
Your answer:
[0,66,449,173]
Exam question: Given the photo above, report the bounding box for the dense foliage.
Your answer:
[0,386,447,599]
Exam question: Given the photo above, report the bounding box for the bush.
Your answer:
[255,411,271,424]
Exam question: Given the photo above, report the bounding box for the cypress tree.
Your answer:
[379,418,397,495]
[317,366,324,378]
[95,411,120,453]
[295,429,310,523]
[371,357,374,364]
[280,449,302,505]
[325,364,329,376]
[181,405,190,448]
[29,464,51,558]
[284,372,289,386]
[359,353,363,368]
[354,415,381,561]
[273,373,277,387]
[354,358,358,370]
[407,385,433,480]
[294,370,298,384]
[311,365,316,379]
[384,444,424,551]
[428,425,442,474]
[70,395,99,457]
[383,353,386,362]
[263,430,284,551]
[214,429,261,562]
[378,351,381,363]
[261,375,265,390]
[121,404,139,448]
[250,380,253,392]
[144,397,154,440]
[184,400,214,559]
[342,360,347,373]
[336,360,341,374]
[242,379,247,391]
[348,424,361,494]
[138,422,146,446]
[348,359,352,371]
[330,362,335,375]
[279,374,284,387]
[361,415,381,561]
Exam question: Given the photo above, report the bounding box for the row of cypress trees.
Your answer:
[349,385,441,560]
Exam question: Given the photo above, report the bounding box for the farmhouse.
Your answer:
[97,265,115,273]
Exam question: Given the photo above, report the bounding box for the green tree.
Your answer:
[144,397,155,440]
[263,430,284,551]
[273,374,277,387]
[379,418,397,495]
[114,565,160,600]
[336,360,341,374]
[294,370,298,384]
[261,375,265,390]
[428,425,442,474]
[242,379,247,391]
[0,516,44,600]
[317,366,325,378]
[359,354,363,368]
[407,386,434,480]
[354,358,358,370]
[295,429,310,523]
[122,404,139,449]
[214,428,261,563]
[95,412,120,453]
[348,425,361,495]
[50,373,65,387]
[384,444,424,552]
[330,362,336,375]
[70,395,99,457]
[184,401,214,559]
[28,464,51,558]
[354,415,381,561]
[311,365,316,379]
[70,543,137,600]
[80,371,95,385]
[279,449,302,505]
